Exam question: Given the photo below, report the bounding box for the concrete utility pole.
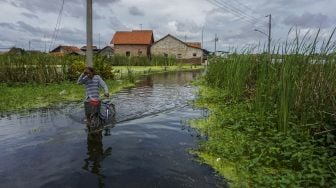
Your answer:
[201,28,204,64]
[254,14,272,55]
[44,35,47,53]
[266,14,272,55]
[86,0,93,67]
[98,33,101,50]
[201,28,204,49]
[214,34,218,53]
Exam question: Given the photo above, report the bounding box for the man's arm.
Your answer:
[77,73,88,84]
[98,76,109,96]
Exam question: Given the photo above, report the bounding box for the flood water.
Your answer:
[0,71,226,188]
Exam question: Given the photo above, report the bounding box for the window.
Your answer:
[126,51,130,56]
[164,53,168,58]
[193,53,197,57]
[177,54,182,59]
[138,50,142,56]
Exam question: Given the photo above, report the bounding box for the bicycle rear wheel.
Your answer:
[90,113,102,128]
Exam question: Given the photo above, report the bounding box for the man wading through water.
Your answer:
[77,67,109,125]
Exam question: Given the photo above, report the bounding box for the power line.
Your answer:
[207,0,256,26]
[206,0,267,28]
[224,0,263,19]
[49,0,65,51]
[218,0,268,27]
[214,0,261,23]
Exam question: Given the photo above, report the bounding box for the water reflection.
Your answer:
[82,129,112,188]
[0,70,226,187]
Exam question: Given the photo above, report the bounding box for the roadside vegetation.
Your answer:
[192,29,336,187]
[0,53,203,113]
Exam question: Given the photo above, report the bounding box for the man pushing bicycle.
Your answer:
[77,67,109,125]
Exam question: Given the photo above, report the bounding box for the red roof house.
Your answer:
[111,30,154,57]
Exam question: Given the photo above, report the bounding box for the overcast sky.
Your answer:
[0,0,335,52]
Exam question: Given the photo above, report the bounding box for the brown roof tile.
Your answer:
[186,42,202,49]
[50,45,80,53]
[111,30,154,45]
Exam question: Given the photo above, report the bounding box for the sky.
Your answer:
[0,0,335,52]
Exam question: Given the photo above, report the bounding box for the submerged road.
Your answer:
[0,71,226,188]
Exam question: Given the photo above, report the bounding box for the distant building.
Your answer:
[151,34,203,61]
[26,50,44,55]
[7,47,25,55]
[80,45,99,54]
[98,46,114,57]
[50,45,81,55]
[111,30,154,57]
[214,51,230,58]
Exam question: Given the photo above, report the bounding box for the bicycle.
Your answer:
[87,99,116,132]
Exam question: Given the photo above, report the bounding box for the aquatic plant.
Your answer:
[194,28,336,187]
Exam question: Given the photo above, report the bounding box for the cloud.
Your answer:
[21,12,39,20]
[283,12,331,28]
[175,20,202,34]
[6,0,119,15]
[128,6,145,16]
[8,0,63,14]
[106,16,129,31]
[93,0,120,6]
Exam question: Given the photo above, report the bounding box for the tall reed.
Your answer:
[0,53,72,84]
[205,28,336,134]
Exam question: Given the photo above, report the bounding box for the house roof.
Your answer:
[80,46,98,51]
[111,30,154,45]
[153,34,203,50]
[50,45,80,53]
[186,42,202,49]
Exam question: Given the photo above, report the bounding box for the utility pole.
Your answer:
[139,24,142,30]
[86,0,93,67]
[98,33,101,50]
[201,27,204,49]
[201,28,204,65]
[44,34,47,53]
[28,40,31,51]
[214,34,218,53]
[266,14,272,55]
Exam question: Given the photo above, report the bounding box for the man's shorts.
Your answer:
[84,101,101,117]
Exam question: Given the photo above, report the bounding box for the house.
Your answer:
[98,46,114,57]
[7,47,25,55]
[80,45,99,53]
[214,51,230,58]
[150,34,204,62]
[111,30,154,57]
[50,45,81,55]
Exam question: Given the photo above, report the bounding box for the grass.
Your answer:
[0,52,203,113]
[0,80,134,113]
[113,65,204,78]
[192,85,336,187]
[191,28,336,187]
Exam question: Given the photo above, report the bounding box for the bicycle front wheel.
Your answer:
[90,113,101,128]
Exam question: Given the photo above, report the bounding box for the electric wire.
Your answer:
[206,0,267,28]
[48,0,65,52]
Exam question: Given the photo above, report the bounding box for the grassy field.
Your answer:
[0,63,204,113]
[0,80,134,113]
[0,51,204,113]
[112,65,204,78]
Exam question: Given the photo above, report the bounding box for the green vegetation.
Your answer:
[192,29,336,187]
[0,53,70,83]
[107,54,179,66]
[0,53,203,113]
[0,80,134,113]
